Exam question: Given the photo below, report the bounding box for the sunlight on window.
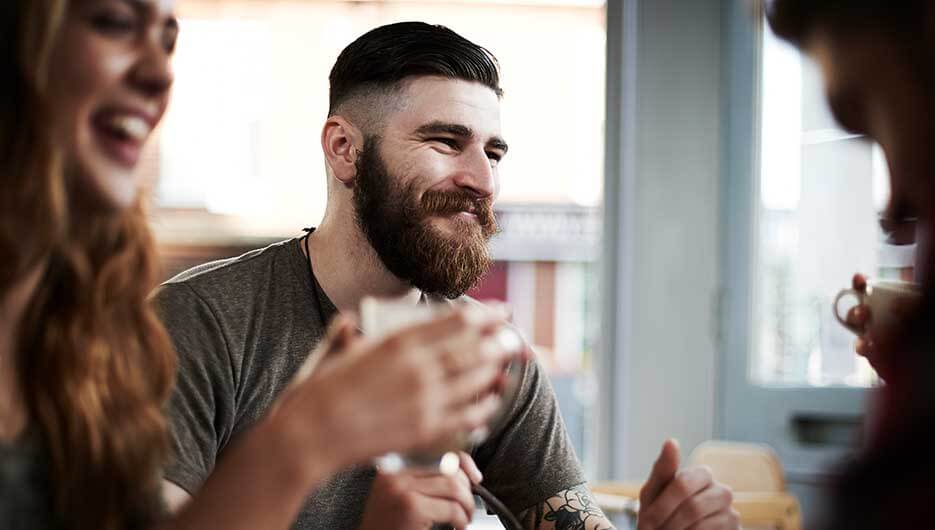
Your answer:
[157,0,605,238]
[759,23,801,211]
[754,17,893,387]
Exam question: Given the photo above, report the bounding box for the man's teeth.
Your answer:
[106,115,150,141]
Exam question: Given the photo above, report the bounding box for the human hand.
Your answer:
[845,273,914,382]
[358,452,482,530]
[637,440,739,530]
[275,306,525,470]
[845,273,874,354]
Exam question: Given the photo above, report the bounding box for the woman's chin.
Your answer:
[68,159,143,213]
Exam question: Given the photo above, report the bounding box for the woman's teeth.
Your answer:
[105,114,150,142]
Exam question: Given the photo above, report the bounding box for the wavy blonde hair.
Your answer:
[2,1,176,529]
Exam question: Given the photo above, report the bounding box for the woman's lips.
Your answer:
[92,111,154,168]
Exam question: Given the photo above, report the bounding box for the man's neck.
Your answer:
[307,220,422,314]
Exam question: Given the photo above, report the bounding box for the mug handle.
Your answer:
[833,288,863,334]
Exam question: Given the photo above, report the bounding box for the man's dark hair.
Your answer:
[766,0,927,47]
[328,21,502,116]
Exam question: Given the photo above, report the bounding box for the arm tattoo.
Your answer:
[518,484,616,530]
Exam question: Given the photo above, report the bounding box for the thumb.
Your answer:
[640,439,680,506]
[322,314,358,357]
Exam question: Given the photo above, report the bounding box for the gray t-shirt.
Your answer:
[156,237,584,529]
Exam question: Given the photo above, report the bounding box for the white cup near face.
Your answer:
[359,296,524,475]
[833,279,922,336]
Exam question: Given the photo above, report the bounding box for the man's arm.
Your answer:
[517,484,615,530]
[154,283,238,496]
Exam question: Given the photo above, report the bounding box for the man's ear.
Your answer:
[321,116,364,187]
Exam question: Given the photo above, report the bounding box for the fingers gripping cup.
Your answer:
[360,296,525,475]
[833,279,922,337]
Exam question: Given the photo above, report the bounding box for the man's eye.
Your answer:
[486,151,503,163]
[431,138,459,149]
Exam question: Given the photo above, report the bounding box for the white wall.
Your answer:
[603,0,723,481]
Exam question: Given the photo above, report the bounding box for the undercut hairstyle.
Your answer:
[328,21,502,125]
[766,0,927,47]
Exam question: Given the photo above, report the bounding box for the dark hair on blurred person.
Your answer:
[328,21,502,120]
[766,0,928,46]
[1,2,175,529]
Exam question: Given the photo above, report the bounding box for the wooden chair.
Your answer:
[591,441,802,530]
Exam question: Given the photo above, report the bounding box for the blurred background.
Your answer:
[145,0,606,480]
[141,0,913,526]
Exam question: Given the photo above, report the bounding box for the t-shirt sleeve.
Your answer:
[153,282,238,495]
[471,357,586,518]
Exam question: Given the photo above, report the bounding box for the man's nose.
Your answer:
[452,147,496,198]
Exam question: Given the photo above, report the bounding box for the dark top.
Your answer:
[825,293,935,528]
[0,429,59,530]
[0,428,161,530]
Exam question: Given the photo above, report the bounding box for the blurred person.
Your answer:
[767,0,935,526]
[157,21,739,530]
[0,2,519,529]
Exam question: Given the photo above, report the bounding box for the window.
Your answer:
[753,15,906,387]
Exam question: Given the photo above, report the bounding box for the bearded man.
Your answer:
[156,22,738,530]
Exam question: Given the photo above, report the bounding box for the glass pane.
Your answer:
[752,16,903,387]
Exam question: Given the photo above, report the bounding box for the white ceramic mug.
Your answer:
[833,279,922,336]
[359,296,524,475]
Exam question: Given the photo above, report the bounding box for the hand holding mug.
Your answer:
[833,273,921,380]
[359,452,482,530]
[360,297,527,474]
[273,305,526,476]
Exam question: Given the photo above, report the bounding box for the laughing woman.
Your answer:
[0,2,520,529]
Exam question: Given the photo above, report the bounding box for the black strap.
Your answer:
[301,228,333,328]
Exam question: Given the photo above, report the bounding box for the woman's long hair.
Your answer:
[2,2,176,529]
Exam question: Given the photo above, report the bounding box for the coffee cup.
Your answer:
[833,279,922,337]
[359,296,525,475]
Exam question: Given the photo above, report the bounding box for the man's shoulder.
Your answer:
[158,238,299,301]
[163,238,297,286]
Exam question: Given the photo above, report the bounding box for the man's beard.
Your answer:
[352,136,498,299]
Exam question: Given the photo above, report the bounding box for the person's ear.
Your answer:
[321,116,364,187]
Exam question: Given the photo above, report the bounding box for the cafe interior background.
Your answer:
[141,0,910,526]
